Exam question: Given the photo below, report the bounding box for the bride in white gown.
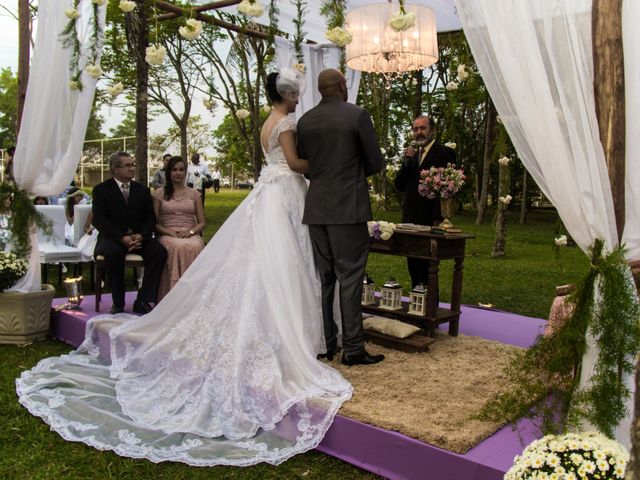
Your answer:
[16,69,353,466]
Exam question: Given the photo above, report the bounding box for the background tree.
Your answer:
[0,68,18,148]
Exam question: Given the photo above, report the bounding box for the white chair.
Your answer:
[72,204,92,246]
[35,205,83,283]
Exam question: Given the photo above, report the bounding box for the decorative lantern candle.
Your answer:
[63,277,84,309]
[408,283,428,316]
[379,277,403,310]
[361,272,376,305]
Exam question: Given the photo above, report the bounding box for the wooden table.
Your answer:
[364,229,474,337]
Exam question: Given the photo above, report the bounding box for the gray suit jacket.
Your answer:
[297,96,385,225]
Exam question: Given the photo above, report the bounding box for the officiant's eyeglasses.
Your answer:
[117,162,136,169]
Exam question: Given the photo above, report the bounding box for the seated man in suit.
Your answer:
[394,115,456,288]
[93,151,167,314]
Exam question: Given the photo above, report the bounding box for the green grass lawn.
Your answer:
[0,189,589,479]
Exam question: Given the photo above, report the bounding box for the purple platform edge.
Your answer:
[50,293,546,480]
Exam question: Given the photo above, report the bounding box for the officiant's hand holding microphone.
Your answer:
[403,140,418,166]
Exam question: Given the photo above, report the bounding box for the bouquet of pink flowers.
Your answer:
[418,163,466,199]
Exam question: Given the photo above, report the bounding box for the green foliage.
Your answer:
[0,182,52,259]
[0,67,18,148]
[479,239,640,438]
[213,109,268,176]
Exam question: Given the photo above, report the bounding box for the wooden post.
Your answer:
[592,0,625,242]
[17,0,30,135]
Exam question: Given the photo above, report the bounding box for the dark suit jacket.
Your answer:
[297,96,385,225]
[92,178,156,246]
[394,142,456,225]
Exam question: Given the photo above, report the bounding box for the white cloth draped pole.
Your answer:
[454,0,637,447]
[621,0,640,260]
[274,36,361,119]
[9,0,105,292]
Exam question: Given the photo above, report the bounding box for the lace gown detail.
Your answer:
[16,115,352,466]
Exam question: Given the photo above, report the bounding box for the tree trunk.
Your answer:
[593,0,625,242]
[17,0,30,136]
[519,168,528,224]
[627,360,640,480]
[125,3,149,185]
[476,99,497,225]
[413,70,423,118]
[491,162,510,258]
[180,123,188,160]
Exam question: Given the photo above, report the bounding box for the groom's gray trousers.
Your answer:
[308,223,370,356]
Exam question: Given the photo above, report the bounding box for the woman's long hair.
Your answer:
[163,156,186,200]
[66,188,82,220]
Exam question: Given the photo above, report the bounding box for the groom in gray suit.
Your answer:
[297,69,385,366]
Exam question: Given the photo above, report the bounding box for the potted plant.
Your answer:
[0,182,55,344]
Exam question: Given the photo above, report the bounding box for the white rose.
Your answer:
[119,0,136,13]
[498,156,510,166]
[84,64,103,79]
[238,0,264,17]
[325,26,353,47]
[380,231,392,241]
[145,44,166,65]
[445,81,459,91]
[92,0,107,6]
[499,195,512,205]
[69,80,81,91]
[262,104,271,113]
[445,142,457,149]
[457,64,467,75]
[65,8,80,20]
[554,235,568,247]
[496,115,503,125]
[203,98,217,110]
[293,63,306,74]
[236,109,250,120]
[106,82,124,97]
[389,10,416,32]
[457,70,470,82]
[179,18,203,40]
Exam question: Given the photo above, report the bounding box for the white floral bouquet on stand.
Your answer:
[0,251,29,292]
[367,221,396,241]
[505,432,628,480]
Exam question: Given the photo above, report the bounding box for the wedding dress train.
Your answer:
[16,116,353,466]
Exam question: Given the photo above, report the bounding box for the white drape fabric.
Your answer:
[274,36,361,120]
[454,0,638,447]
[10,0,105,292]
[621,0,640,260]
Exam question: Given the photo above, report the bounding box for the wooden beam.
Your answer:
[153,0,269,40]
[157,0,241,21]
[17,0,30,136]
[592,0,625,242]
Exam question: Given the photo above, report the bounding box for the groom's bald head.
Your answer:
[318,69,347,101]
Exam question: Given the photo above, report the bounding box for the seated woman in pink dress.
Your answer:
[152,156,205,300]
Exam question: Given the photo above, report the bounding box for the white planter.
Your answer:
[0,284,55,344]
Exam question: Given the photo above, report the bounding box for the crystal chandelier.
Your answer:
[345,3,438,73]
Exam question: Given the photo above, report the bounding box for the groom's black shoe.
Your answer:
[341,350,385,366]
[317,351,336,362]
[132,300,153,315]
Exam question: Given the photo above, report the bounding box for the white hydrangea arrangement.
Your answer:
[145,44,166,65]
[505,432,628,480]
[236,109,250,120]
[119,0,136,13]
[106,82,124,97]
[237,0,264,18]
[179,18,203,41]
[325,26,353,47]
[367,221,396,241]
[0,251,29,292]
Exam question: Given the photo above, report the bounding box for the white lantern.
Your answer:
[379,277,403,311]
[361,273,376,306]
[408,283,427,316]
[345,3,438,74]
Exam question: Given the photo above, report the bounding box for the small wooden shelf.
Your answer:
[362,300,460,337]
[364,329,435,353]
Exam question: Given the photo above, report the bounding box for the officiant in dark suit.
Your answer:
[297,68,385,366]
[394,115,456,287]
[92,152,167,315]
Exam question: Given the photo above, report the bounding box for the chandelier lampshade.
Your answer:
[345,3,438,73]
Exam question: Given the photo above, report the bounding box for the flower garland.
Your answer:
[60,0,105,91]
[0,183,52,260]
[480,240,640,438]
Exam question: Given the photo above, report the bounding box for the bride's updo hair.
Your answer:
[266,68,306,104]
[266,72,283,103]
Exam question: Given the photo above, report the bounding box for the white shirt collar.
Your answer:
[114,178,130,189]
